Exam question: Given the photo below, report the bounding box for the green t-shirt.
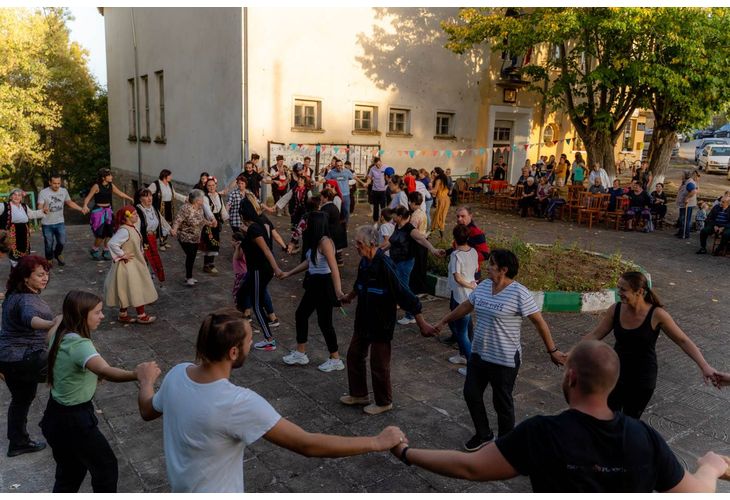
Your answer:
[573,165,585,182]
[49,333,99,406]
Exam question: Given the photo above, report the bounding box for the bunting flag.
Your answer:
[566,138,571,145]
[333,146,339,154]
[409,150,415,158]
[445,150,452,158]
[315,145,321,153]
[524,144,529,151]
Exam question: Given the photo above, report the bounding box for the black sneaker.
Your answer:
[696,248,707,254]
[464,434,493,452]
[267,319,280,328]
[56,255,66,266]
[7,440,46,457]
[438,335,457,346]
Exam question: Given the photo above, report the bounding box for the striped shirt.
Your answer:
[468,279,539,368]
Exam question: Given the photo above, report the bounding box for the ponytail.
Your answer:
[621,271,663,308]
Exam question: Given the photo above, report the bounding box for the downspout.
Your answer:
[242,7,249,165]
[131,9,142,184]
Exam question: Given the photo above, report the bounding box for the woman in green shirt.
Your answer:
[40,290,159,492]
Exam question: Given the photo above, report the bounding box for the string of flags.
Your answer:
[287,136,578,159]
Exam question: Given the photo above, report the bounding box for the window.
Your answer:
[354,105,377,132]
[436,112,454,137]
[493,127,511,142]
[388,108,410,134]
[622,122,634,151]
[543,123,558,144]
[155,70,165,142]
[294,99,321,129]
[127,78,136,139]
[141,75,150,140]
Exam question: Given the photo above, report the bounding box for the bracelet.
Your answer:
[400,446,412,466]
[547,346,559,354]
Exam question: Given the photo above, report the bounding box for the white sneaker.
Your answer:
[254,339,277,351]
[185,278,196,286]
[318,358,345,372]
[191,278,199,284]
[397,316,416,325]
[282,350,309,365]
[458,367,467,376]
[448,355,467,365]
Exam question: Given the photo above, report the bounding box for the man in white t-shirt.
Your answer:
[137,308,404,493]
[37,174,87,266]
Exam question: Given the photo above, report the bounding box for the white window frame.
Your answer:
[127,78,136,139]
[293,99,322,130]
[543,123,558,144]
[436,112,455,137]
[388,107,411,135]
[155,70,166,142]
[354,104,377,132]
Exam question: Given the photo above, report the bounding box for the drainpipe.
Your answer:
[242,7,249,165]
[131,9,142,184]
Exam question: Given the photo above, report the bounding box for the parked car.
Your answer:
[695,138,730,164]
[695,128,716,139]
[714,124,730,138]
[698,144,730,174]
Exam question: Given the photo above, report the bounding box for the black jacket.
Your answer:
[354,249,422,342]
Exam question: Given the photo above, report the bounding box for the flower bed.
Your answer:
[425,236,650,313]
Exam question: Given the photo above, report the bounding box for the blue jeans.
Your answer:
[394,258,415,319]
[448,293,472,357]
[42,223,67,260]
[676,206,694,238]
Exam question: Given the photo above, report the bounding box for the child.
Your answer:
[104,206,158,324]
[446,224,477,376]
[231,231,247,304]
[695,201,709,231]
[376,208,395,256]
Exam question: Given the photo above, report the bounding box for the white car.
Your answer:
[698,144,730,174]
[695,138,729,163]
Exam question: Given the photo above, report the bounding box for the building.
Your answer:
[102,7,646,189]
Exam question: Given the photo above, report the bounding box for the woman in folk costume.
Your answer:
[134,188,171,284]
[104,206,158,324]
[201,177,229,274]
[148,169,187,250]
[82,168,134,261]
[0,188,47,266]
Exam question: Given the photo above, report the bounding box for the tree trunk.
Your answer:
[584,131,617,179]
[648,127,676,191]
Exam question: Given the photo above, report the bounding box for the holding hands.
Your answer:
[135,361,161,385]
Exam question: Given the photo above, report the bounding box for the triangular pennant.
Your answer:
[316,145,321,153]
[409,150,415,159]
[378,149,384,156]
[398,151,403,157]
[446,150,453,158]
[524,144,529,150]
[511,145,517,152]
[566,138,571,145]
[552,141,558,147]
[480,148,486,155]
[433,150,439,156]
[333,146,339,154]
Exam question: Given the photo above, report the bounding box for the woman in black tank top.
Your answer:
[82,168,134,261]
[582,272,719,419]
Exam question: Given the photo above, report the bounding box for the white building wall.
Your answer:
[246,7,485,175]
[104,7,243,186]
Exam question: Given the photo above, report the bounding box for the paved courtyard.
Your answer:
[1,201,729,493]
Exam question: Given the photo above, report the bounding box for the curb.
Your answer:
[425,248,651,313]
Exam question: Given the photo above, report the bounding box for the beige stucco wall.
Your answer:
[104,7,243,186]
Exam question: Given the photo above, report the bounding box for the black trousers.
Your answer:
[607,381,655,419]
[0,351,46,448]
[371,191,387,222]
[237,268,274,340]
[409,244,428,295]
[463,352,520,439]
[179,241,198,279]
[295,274,338,353]
[40,398,118,493]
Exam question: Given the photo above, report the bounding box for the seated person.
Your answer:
[536,177,551,217]
[516,167,530,186]
[588,177,607,194]
[546,178,569,222]
[697,195,730,255]
[623,183,652,232]
[607,179,625,212]
[650,183,668,221]
[518,177,538,218]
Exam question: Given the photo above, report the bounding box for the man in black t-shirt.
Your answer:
[388,340,729,492]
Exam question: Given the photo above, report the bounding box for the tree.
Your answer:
[0,7,108,194]
[0,8,61,190]
[641,8,730,183]
[442,8,654,177]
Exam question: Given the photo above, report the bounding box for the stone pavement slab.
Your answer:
[0,201,728,493]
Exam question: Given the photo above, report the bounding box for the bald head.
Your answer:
[566,340,620,396]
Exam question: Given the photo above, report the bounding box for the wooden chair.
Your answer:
[604,197,629,230]
[567,190,589,222]
[578,194,610,229]
[507,184,524,211]
[494,183,514,210]
[711,233,729,256]
[457,178,476,203]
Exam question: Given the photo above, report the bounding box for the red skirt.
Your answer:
[144,233,165,282]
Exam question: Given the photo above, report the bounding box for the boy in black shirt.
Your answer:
[388,340,729,492]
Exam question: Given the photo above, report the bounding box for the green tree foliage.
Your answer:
[641,8,730,180]
[0,7,108,193]
[443,7,651,177]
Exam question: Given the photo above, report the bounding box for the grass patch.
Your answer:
[427,234,639,293]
